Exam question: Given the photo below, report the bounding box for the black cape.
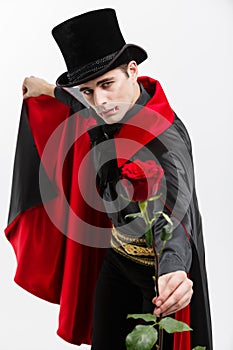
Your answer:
[5,77,212,349]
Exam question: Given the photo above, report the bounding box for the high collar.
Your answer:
[114,77,175,167]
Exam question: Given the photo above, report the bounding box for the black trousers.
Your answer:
[91,248,173,350]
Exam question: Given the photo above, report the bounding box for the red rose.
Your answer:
[121,159,164,201]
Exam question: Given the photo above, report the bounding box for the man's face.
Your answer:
[79,61,140,124]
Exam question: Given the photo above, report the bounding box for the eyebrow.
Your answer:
[79,77,115,92]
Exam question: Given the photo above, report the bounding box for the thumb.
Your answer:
[23,91,29,99]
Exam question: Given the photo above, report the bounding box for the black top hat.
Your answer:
[52,8,147,87]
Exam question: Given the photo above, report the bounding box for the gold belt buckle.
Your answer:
[123,243,154,256]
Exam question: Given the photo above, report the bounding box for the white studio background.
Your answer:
[0,0,232,349]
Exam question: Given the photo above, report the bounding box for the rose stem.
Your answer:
[152,234,164,350]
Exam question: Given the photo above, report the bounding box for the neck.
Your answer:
[127,82,141,112]
[132,82,141,106]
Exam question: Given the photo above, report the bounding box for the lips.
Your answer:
[100,106,119,118]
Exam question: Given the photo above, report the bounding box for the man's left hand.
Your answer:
[152,270,193,317]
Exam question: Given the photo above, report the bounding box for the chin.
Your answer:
[106,117,124,124]
[101,113,125,124]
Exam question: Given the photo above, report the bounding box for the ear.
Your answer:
[127,61,139,82]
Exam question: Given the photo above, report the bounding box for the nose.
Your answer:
[93,88,107,107]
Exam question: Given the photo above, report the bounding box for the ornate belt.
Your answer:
[111,226,155,267]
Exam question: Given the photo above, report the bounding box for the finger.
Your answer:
[158,293,192,317]
[154,279,193,316]
[22,76,34,98]
[22,77,29,86]
[22,86,27,95]
[155,271,186,305]
[160,277,193,312]
[23,89,30,99]
[22,78,29,96]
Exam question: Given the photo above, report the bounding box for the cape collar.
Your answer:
[114,76,174,167]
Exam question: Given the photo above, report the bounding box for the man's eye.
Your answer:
[102,81,113,88]
[83,90,92,96]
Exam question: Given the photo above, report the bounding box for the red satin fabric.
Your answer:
[5,95,111,345]
[174,305,191,350]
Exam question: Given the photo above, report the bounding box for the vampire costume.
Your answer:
[5,8,213,350]
[5,77,213,350]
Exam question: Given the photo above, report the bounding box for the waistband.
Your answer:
[111,226,155,267]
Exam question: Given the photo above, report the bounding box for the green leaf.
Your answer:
[192,347,206,350]
[159,317,192,333]
[161,212,173,226]
[125,213,143,220]
[125,325,158,350]
[127,313,157,323]
[155,211,173,226]
[147,193,162,201]
[160,224,173,242]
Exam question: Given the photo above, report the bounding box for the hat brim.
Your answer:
[55,44,147,87]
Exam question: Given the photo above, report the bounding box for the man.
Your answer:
[7,8,212,350]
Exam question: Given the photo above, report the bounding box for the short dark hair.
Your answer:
[118,63,129,77]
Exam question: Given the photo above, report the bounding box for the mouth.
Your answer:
[99,106,119,118]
